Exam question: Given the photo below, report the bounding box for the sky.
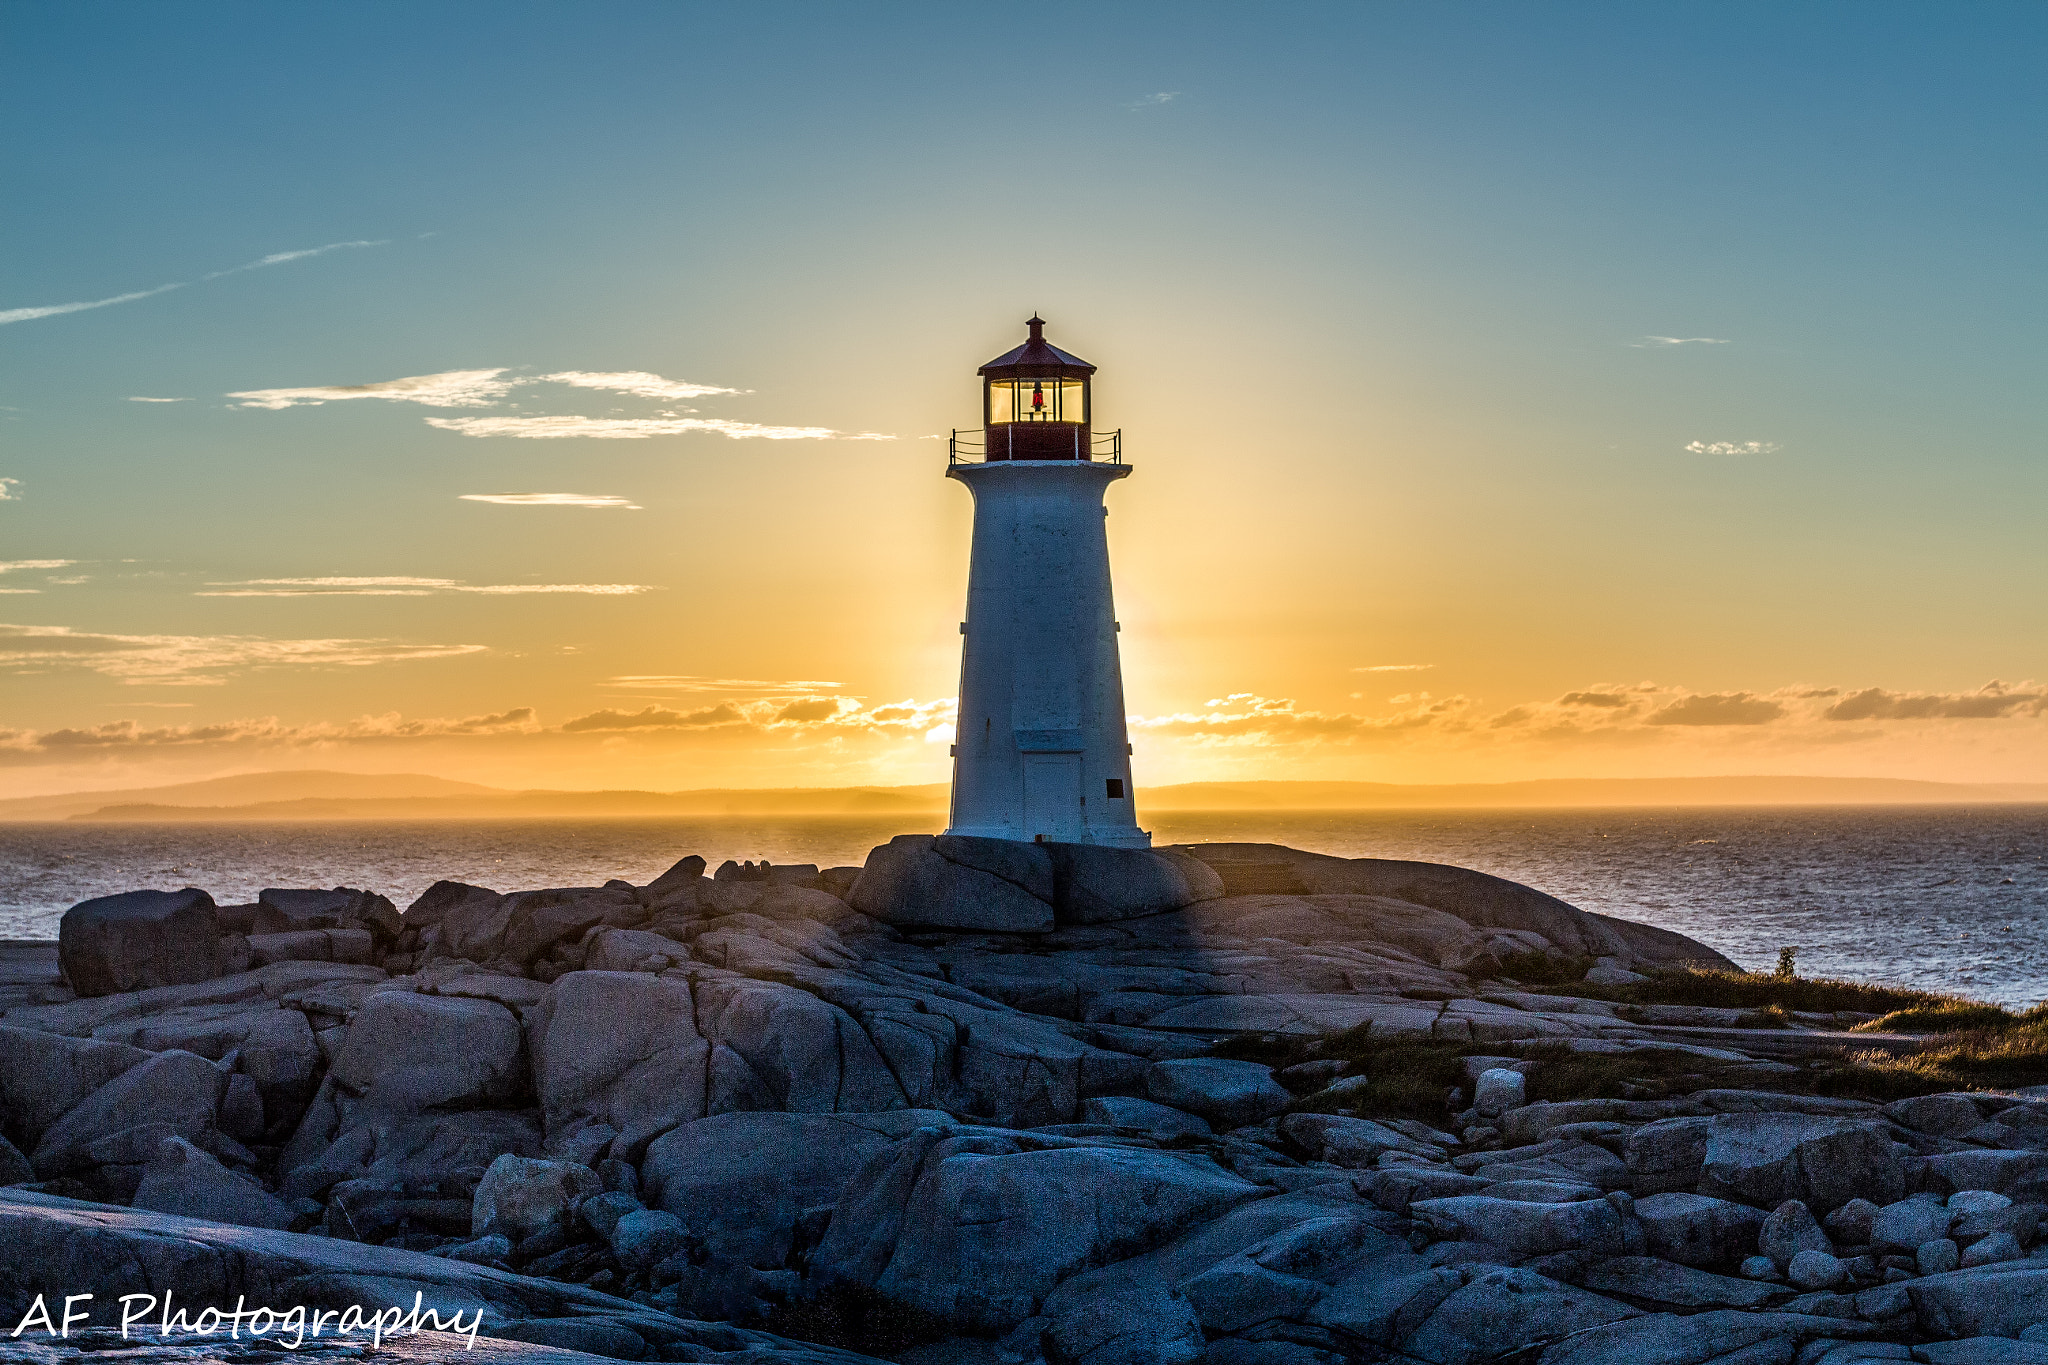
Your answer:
[2,0,2044,799]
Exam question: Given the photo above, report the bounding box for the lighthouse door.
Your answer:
[1021,753,1084,842]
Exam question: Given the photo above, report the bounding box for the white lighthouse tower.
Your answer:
[943,317,1149,848]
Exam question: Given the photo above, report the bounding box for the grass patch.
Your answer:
[759,1286,951,1356]
[1514,1041,1727,1104]
[1490,950,1597,987]
[1853,1001,2017,1034]
[1553,965,1966,1017]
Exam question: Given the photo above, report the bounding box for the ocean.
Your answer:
[2,804,2043,1007]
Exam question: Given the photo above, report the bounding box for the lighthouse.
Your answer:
[943,317,1150,848]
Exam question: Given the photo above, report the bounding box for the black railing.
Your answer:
[948,428,1123,465]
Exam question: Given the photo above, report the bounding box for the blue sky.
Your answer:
[2,1,2044,794]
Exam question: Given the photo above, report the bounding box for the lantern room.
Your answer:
[979,315,1097,461]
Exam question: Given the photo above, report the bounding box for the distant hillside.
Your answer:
[4,768,2043,822]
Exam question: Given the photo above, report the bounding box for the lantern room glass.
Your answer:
[988,379,1087,425]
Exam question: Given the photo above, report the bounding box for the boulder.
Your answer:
[1145,1059,1291,1130]
[1908,1265,2048,1339]
[1624,1117,1715,1196]
[609,1208,688,1272]
[585,927,689,972]
[533,972,708,1156]
[1883,1094,1987,1139]
[1280,1114,1437,1168]
[642,1110,953,1269]
[1577,1257,1779,1309]
[32,1049,228,1176]
[0,1134,30,1185]
[848,834,1056,933]
[1473,1069,1526,1119]
[1040,1278,1207,1365]
[1918,1239,1961,1275]
[471,1154,602,1240]
[59,888,226,997]
[1632,1193,1769,1267]
[256,887,401,939]
[130,1134,293,1230]
[1538,1310,1885,1365]
[1400,1266,1639,1364]
[1786,1248,1847,1290]
[1961,1231,2025,1267]
[0,1025,152,1148]
[813,1131,1263,1330]
[1080,1096,1214,1139]
[1406,1195,1645,1258]
[1759,1199,1832,1268]
[578,1190,643,1240]
[1696,1113,1905,1211]
[1046,843,1224,925]
[1870,1196,1953,1251]
[331,991,523,1111]
[1920,1150,2048,1200]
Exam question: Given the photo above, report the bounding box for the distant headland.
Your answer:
[4,769,2046,823]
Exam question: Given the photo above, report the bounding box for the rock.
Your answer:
[1961,1231,2025,1267]
[1406,1195,1644,1258]
[0,1025,152,1148]
[1916,1239,1960,1274]
[1623,1117,1715,1196]
[1040,1278,1207,1365]
[131,1134,294,1230]
[1046,843,1224,925]
[1871,1197,1953,1251]
[1399,1266,1639,1364]
[1739,1255,1782,1281]
[1946,1189,2012,1217]
[1908,1265,2048,1338]
[1537,1309,1881,1365]
[439,1232,514,1266]
[534,971,709,1155]
[609,1208,687,1271]
[1826,1197,1881,1245]
[1883,1094,1986,1139]
[1632,1193,1769,1267]
[1577,1256,1780,1309]
[472,1154,602,1240]
[1146,1059,1291,1129]
[331,991,523,1111]
[812,1131,1263,1331]
[1281,1114,1436,1168]
[59,888,226,997]
[1787,1249,1848,1290]
[585,927,688,972]
[647,854,707,895]
[1080,1096,1214,1139]
[1584,961,1651,986]
[642,1110,953,1271]
[1915,1342,2048,1365]
[1760,1200,1833,1268]
[848,834,1056,933]
[31,1049,228,1176]
[578,1189,643,1240]
[1697,1114,1905,1211]
[1473,1069,1526,1119]
[1179,1258,1324,1332]
[1921,1150,2048,1200]
[256,887,401,938]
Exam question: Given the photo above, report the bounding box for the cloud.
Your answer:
[0,283,184,327]
[1125,92,1181,109]
[202,239,388,279]
[0,621,484,684]
[1823,683,2048,721]
[537,371,746,401]
[197,576,655,597]
[774,697,851,723]
[562,704,748,732]
[425,415,893,441]
[230,369,514,410]
[603,675,843,694]
[1558,691,1632,708]
[1632,336,1731,347]
[1352,664,1435,673]
[459,493,642,509]
[3,240,390,328]
[13,706,539,752]
[0,561,75,574]
[1645,693,1787,726]
[126,396,188,403]
[1684,440,1779,456]
[1133,693,1470,746]
[0,479,18,501]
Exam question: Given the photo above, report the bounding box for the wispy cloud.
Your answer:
[1632,336,1731,347]
[1684,440,1779,456]
[201,239,388,279]
[229,369,514,410]
[427,415,893,441]
[537,371,746,401]
[0,480,18,501]
[0,283,184,327]
[1125,92,1181,109]
[2,239,392,328]
[197,576,655,597]
[0,561,74,574]
[126,396,188,403]
[460,493,642,509]
[1644,692,1786,726]
[9,706,538,753]
[1352,663,1435,673]
[1824,682,2048,721]
[0,621,484,684]
[603,674,843,694]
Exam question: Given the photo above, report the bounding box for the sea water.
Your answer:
[1,804,2042,1006]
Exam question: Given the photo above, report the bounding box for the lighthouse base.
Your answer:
[943,824,1153,849]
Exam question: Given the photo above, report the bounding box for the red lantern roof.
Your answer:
[979,316,1097,379]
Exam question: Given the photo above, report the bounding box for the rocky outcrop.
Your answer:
[849,834,1222,932]
[59,888,228,997]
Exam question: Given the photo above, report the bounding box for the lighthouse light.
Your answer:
[987,379,1086,425]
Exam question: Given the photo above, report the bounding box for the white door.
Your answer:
[1021,753,1084,842]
